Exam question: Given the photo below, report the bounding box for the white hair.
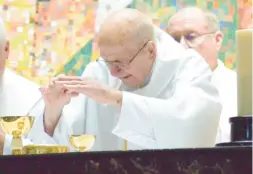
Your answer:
[0,18,6,45]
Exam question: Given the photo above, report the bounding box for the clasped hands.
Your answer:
[40,75,123,107]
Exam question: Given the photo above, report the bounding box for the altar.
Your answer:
[0,146,251,174]
[0,9,252,174]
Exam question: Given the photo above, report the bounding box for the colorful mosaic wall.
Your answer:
[0,0,252,85]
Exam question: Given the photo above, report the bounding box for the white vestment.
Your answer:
[0,69,47,155]
[212,61,237,143]
[28,28,222,151]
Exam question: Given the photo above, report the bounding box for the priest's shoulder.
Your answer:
[159,49,211,74]
[4,69,39,89]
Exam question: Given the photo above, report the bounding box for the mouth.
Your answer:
[122,75,131,79]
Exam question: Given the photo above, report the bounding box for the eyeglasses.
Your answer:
[96,41,150,69]
[172,31,216,48]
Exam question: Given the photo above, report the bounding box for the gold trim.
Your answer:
[123,140,128,150]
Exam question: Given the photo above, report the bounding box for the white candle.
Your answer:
[236,29,252,116]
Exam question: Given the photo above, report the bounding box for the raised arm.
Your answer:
[113,51,222,149]
[18,63,99,152]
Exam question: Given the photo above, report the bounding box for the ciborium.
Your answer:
[69,134,96,152]
[0,116,34,155]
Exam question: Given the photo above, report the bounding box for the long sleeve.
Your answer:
[22,92,88,153]
[113,54,222,149]
[48,95,87,149]
[23,62,99,152]
[48,63,101,148]
[27,100,59,145]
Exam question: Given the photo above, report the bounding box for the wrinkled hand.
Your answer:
[54,76,122,106]
[39,74,79,109]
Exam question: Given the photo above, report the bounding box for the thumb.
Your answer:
[39,87,46,93]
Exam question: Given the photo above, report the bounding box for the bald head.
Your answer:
[168,6,220,32]
[98,8,155,46]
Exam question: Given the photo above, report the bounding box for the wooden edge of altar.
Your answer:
[0,146,251,159]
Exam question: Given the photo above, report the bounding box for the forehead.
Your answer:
[168,13,208,34]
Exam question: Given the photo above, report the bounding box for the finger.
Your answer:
[49,80,60,88]
[64,84,87,93]
[39,87,46,93]
[43,82,66,95]
[49,78,67,89]
[40,86,53,92]
[72,92,79,97]
[51,74,66,82]
[39,87,52,98]
[39,86,54,94]
[54,80,86,85]
[56,76,83,82]
[65,90,79,97]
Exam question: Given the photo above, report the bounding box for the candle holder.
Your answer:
[216,116,252,147]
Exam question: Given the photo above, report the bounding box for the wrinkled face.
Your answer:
[167,12,223,70]
[98,40,156,88]
[0,41,9,81]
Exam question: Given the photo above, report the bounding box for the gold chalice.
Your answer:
[23,144,69,154]
[0,116,35,155]
[69,134,96,152]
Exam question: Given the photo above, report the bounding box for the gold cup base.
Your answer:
[11,137,23,155]
[12,149,23,155]
[22,144,69,155]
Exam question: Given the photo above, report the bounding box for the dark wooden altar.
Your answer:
[0,146,251,174]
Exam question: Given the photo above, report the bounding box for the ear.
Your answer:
[4,41,9,60]
[214,31,223,50]
[147,41,157,60]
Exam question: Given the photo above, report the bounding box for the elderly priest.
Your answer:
[167,7,237,143]
[27,8,222,151]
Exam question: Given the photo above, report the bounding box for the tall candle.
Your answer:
[236,29,252,116]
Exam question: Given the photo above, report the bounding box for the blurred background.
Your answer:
[0,0,252,85]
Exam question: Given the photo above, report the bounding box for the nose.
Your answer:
[110,66,122,77]
[179,37,189,49]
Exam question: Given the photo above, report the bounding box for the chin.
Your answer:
[122,80,142,89]
[121,76,143,88]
